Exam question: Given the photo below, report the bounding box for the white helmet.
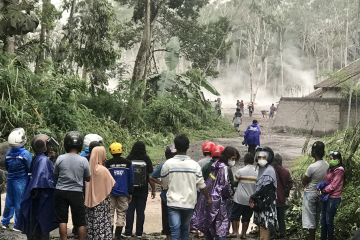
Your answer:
[8,128,27,147]
[83,134,103,147]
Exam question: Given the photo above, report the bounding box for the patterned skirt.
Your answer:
[86,197,112,240]
[254,199,277,231]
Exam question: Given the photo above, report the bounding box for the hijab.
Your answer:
[85,146,115,208]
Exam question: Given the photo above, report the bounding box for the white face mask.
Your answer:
[258,159,268,167]
[228,160,236,167]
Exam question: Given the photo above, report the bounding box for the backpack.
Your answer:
[132,160,148,187]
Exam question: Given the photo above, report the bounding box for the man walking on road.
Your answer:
[161,134,211,240]
[243,120,261,155]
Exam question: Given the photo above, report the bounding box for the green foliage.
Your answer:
[287,129,360,239]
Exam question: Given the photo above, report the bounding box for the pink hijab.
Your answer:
[85,146,115,208]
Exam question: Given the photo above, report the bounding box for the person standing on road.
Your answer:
[243,120,261,155]
[230,153,257,239]
[1,128,32,231]
[272,153,293,239]
[124,141,155,238]
[320,151,344,240]
[197,147,237,240]
[53,131,90,240]
[249,147,277,240]
[149,145,177,240]
[85,146,115,240]
[18,134,58,240]
[248,102,254,117]
[161,134,211,240]
[105,142,134,239]
[302,141,329,240]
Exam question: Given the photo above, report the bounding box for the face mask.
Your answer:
[329,159,339,168]
[258,159,267,167]
[228,160,236,167]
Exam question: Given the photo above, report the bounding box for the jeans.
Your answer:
[125,192,148,236]
[1,178,27,227]
[168,207,193,240]
[277,206,287,237]
[321,198,341,240]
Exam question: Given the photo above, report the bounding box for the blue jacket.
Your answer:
[5,147,32,180]
[105,156,134,197]
[244,123,261,146]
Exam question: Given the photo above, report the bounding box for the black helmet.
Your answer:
[255,146,274,164]
[329,151,342,160]
[311,141,325,159]
[31,134,49,153]
[64,131,83,153]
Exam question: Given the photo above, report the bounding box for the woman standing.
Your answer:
[197,146,237,240]
[85,146,115,240]
[250,147,277,240]
[124,141,155,238]
[320,151,345,240]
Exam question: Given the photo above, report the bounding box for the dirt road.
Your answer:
[0,109,307,239]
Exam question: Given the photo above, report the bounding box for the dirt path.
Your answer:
[0,109,307,239]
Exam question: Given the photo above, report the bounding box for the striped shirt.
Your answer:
[233,164,258,206]
[161,155,206,209]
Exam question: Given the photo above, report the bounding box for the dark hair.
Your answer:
[165,145,176,160]
[174,134,190,153]
[235,148,241,161]
[244,153,254,165]
[311,141,325,159]
[252,119,258,124]
[127,141,147,160]
[219,146,238,165]
[89,141,102,154]
[273,153,283,166]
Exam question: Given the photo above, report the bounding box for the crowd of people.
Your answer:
[0,125,346,240]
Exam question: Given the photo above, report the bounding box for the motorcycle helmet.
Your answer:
[83,134,103,147]
[255,146,274,167]
[201,141,216,154]
[8,128,27,147]
[64,131,83,153]
[211,145,225,158]
[109,142,123,155]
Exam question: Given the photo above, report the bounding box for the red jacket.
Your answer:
[274,165,293,206]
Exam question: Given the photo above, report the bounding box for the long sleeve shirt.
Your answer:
[323,166,344,198]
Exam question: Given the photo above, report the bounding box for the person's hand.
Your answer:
[151,190,156,199]
[128,195,132,203]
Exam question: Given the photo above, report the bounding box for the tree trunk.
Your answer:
[344,0,349,66]
[264,57,268,89]
[35,0,50,74]
[279,29,284,97]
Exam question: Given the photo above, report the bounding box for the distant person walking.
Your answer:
[320,151,344,240]
[233,108,242,133]
[272,153,293,239]
[250,147,277,240]
[230,153,257,239]
[124,141,155,238]
[105,142,134,239]
[248,102,254,117]
[240,100,245,115]
[302,141,329,240]
[85,146,115,240]
[243,120,261,155]
[54,131,90,240]
[161,134,211,240]
[2,128,32,231]
[269,104,276,119]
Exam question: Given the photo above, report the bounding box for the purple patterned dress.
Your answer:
[192,161,233,238]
